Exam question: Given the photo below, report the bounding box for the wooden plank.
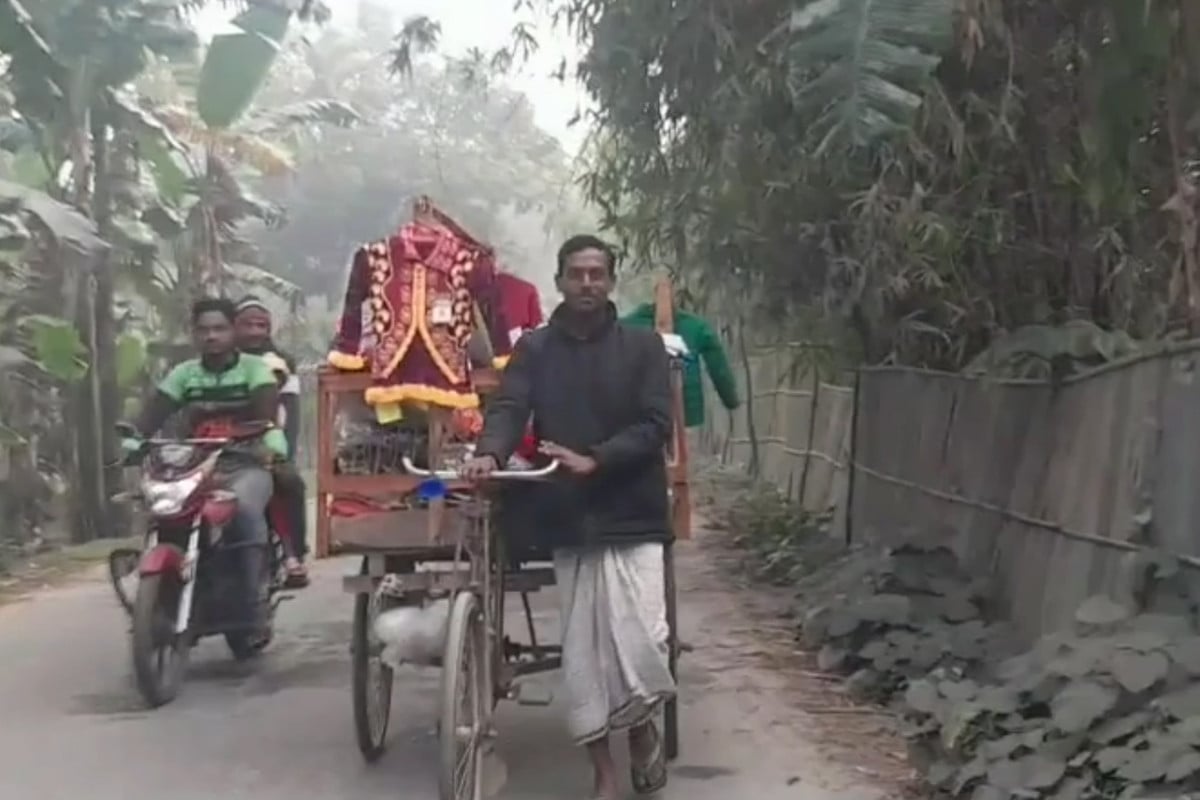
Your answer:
[316,366,371,392]
[343,570,470,595]
[341,567,556,596]
[318,364,496,395]
[315,367,335,557]
[655,276,692,540]
[330,506,468,553]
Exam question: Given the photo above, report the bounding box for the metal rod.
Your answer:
[844,368,862,547]
[514,657,561,677]
[521,592,540,658]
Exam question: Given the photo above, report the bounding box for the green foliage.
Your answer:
[786,0,955,154]
[25,314,86,381]
[252,16,592,302]
[492,0,1200,369]
[0,183,104,386]
[798,540,1011,701]
[0,0,335,545]
[196,3,291,130]
[965,321,1144,380]
[724,486,828,581]
[0,179,106,254]
[115,330,146,388]
[242,98,359,136]
[389,14,441,77]
[905,601,1200,800]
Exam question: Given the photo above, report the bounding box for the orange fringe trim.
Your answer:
[327,350,366,371]
[364,383,480,409]
[492,355,510,370]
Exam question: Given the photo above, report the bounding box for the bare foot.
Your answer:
[592,785,620,799]
[587,737,620,799]
[592,768,621,799]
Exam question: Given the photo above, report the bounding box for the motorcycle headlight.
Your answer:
[142,471,204,517]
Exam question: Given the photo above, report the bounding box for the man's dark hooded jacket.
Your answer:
[475,302,673,549]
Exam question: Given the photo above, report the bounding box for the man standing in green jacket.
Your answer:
[621,303,741,428]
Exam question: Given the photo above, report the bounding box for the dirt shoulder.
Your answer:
[684,495,918,798]
[0,537,138,606]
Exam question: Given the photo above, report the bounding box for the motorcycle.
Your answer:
[109,420,288,708]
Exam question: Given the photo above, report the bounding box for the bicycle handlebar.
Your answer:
[401,456,560,481]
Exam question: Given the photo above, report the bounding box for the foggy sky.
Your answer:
[196,0,589,154]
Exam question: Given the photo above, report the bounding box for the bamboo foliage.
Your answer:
[471,0,1200,369]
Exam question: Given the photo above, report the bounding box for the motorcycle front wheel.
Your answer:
[131,574,188,707]
[108,547,141,616]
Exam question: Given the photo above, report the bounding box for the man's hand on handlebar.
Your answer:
[117,434,146,467]
[538,442,596,476]
[459,454,500,483]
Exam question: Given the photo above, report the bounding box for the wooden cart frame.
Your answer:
[314,278,691,799]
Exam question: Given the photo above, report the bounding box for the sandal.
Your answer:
[284,560,310,589]
[630,723,668,795]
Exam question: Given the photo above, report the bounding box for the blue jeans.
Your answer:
[225,465,273,624]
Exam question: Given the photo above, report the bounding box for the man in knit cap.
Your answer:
[234,296,309,588]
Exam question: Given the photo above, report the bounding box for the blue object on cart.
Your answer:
[417,477,448,503]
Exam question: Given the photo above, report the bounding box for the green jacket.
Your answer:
[621,304,740,427]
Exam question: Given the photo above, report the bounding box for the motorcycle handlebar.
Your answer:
[116,420,275,448]
[401,456,560,481]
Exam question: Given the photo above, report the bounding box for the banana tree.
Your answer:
[148,1,346,299]
[0,0,202,541]
[0,178,110,549]
[784,0,955,155]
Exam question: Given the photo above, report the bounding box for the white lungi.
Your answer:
[553,542,677,745]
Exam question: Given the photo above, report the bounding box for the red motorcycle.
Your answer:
[109,421,287,708]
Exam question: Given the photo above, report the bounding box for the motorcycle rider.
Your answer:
[233,296,309,588]
[132,297,286,630]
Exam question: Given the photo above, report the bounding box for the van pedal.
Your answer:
[513,683,554,707]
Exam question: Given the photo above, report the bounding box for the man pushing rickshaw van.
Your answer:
[461,235,675,798]
[316,199,686,800]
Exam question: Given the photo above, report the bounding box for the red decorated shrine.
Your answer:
[327,203,501,409]
[492,271,544,367]
[316,199,543,554]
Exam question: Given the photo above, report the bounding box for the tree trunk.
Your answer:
[90,109,125,537]
[65,79,103,543]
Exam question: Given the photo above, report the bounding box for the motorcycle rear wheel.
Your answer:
[131,574,187,708]
[225,629,272,661]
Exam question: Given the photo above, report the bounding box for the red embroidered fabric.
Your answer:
[493,272,543,359]
[328,222,503,409]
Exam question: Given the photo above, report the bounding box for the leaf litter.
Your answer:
[766,524,1200,800]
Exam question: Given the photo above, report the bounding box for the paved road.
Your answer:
[0,537,887,800]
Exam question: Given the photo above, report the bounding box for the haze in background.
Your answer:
[188,0,600,353]
[194,0,589,154]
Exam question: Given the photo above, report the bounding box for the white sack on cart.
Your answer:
[373,599,450,667]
